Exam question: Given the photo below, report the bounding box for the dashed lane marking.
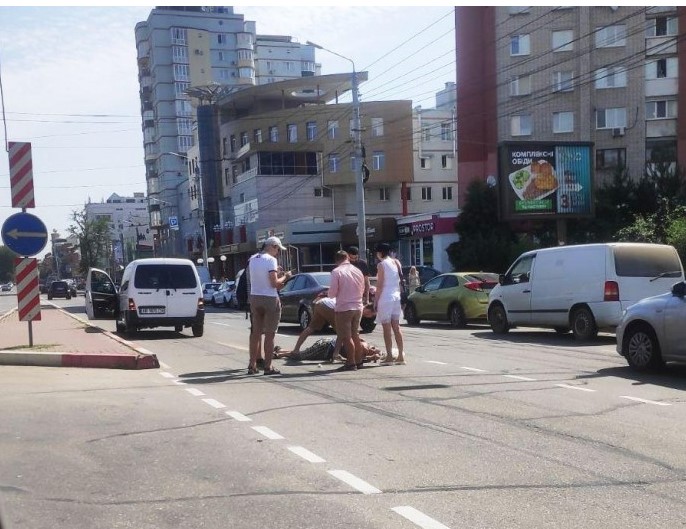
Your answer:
[425,360,448,365]
[202,398,226,409]
[226,411,252,422]
[288,446,326,463]
[392,506,452,529]
[555,384,596,393]
[159,361,171,369]
[620,395,671,406]
[327,470,382,494]
[159,372,175,379]
[503,374,537,381]
[252,426,284,440]
[185,388,205,397]
[461,366,487,373]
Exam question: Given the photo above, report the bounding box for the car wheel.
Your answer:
[404,302,420,325]
[66,294,71,300]
[624,323,664,371]
[488,303,509,334]
[554,327,571,335]
[448,303,466,328]
[571,307,597,341]
[360,317,376,333]
[192,323,204,337]
[299,308,312,331]
[174,325,183,333]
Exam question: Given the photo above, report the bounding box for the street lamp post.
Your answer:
[306,41,366,259]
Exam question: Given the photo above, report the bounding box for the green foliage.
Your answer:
[0,246,16,282]
[67,210,110,275]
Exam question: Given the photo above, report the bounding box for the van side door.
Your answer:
[498,255,535,325]
[85,268,118,320]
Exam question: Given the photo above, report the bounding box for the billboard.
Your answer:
[499,142,594,219]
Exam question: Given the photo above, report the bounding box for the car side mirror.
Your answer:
[416,285,425,293]
[499,274,506,285]
[672,281,686,297]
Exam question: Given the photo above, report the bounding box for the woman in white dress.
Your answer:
[373,243,406,365]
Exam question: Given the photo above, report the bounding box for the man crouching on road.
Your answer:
[328,250,365,371]
[248,236,291,375]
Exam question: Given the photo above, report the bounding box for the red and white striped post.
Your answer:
[8,142,35,209]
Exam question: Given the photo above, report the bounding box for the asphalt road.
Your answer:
[2,296,686,528]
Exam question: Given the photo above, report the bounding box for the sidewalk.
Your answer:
[0,303,159,369]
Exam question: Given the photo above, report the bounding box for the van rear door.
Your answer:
[166,264,201,318]
[132,263,200,319]
[612,245,685,309]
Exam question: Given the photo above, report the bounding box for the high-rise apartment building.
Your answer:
[134,7,317,257]
[456,6,685,209]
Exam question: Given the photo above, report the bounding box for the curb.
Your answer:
[0,351,160,369]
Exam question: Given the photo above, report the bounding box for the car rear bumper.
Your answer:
[126,310,205,329]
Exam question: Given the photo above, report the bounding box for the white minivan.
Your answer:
[487,243,684,340]
[85,258,205,337]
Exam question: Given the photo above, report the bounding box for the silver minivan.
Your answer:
[488,243,684,341]
[85,258,205,336]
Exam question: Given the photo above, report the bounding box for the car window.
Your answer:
[423,276,443,292]
[280,277,297,293]
[440,275,459,289]
[507,255,534,284]
[614,246,683,277]
[91,271,115,294]
[135,265,197,289]
[313,274,331,287]
[292,275,308,291]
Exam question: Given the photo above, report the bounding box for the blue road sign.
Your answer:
[1,212,48,257]
[169,215,179,231]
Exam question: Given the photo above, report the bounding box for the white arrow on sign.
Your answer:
[563,183,583,192]
[5,229,48,239]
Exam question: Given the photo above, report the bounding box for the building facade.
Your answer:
[456,6,685,209]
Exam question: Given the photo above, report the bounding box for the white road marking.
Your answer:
[425,360,448,365]
[503,374,537,381]
[202,398,226,409]
[252,426,284,440]
[226,411,252,422]
[159,361,171,369]
[185,388,205,396]
[555,384,596,393]
[392,506,452,529]
[328,470,382,494]
[288,446,326,463]
[216,340,249,352]
[461,366,486,373]
[159,372,175,379]
[620,396,671,406]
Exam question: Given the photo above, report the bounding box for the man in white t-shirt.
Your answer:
[248,236,291,375]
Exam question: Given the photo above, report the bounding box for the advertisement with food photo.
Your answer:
[499,143,593,219]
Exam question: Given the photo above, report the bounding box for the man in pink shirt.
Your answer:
[328,250,365,371]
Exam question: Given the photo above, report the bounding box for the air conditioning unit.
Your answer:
[612,127,625,137]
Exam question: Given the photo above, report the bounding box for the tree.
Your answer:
[446,180,521,273]
[0,246,16,282]
[67,210,111,275]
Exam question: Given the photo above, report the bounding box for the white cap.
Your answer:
[265,236,286,250]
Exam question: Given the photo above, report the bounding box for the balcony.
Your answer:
[235,167,258,184]
[235,142,251,160]
[645,78,678,97]
[646,36,677,56]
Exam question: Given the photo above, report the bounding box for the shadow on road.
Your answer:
[470,329,616,348]
[578,364,686,391]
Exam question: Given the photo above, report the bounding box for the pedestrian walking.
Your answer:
[328,250,365,371]
[374,243,406,365]
[347,246,371,305]
[408,266,420,293]
[247,236,292,375]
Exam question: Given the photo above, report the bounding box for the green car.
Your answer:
[404,272,499,327]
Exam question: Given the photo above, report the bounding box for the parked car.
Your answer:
[212,281,236,307]
[1,283,12,292]
[279,272,331,330]
[202,282,222,304]
[404,272,499,327]
[488,243,684,341]
[616,280,686,371]
[48,280,71,300]
[402,265,442,286]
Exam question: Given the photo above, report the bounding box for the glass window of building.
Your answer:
[287,124,297,143]
[646,57,678,79]
[440,122,453,141]
[596,148,626,169]
[509,74,532,96]
[441,155,452,169]
[596,107,627,129]
[510,34,531,56]
[442,186,453,200]
[269,126,279,142]
[552,71,574,92]
[595,25,626,47]
[306,121,317,141]
[552,30,574,52]
[594,66,627,88]
[327,120,339,140]
[646,100,677,119]
[329,153,339,173]
[371,118,384,137]
[511,114,532,136]
[646,16,677,37]
[241,132,249,146]
[379,187,390,201]
[372,151,385,171]
[254,129,263,144]
[553,112,574,133]
[422,187,433,201]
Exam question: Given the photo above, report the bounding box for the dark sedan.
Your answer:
[47,280,71,300]
[279,272,331,330]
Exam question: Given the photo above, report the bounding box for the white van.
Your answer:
[487,243,684,340]
[85,258,205,337]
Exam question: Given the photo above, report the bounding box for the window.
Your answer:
[218,51,226,62]
[552,71,574,92]
[175,100,192,116]
[217,34,227,45]
[552,112,574,133]
[421,187,432,201]
[595,25,626,47]
[329,153,339,173]
[646,100,677,119]
[646,16,677,37]
[178,136,193,151]
[594,66,627,88]
[596,107,627,129]
[511,114,532,136]
[306,121,317,141]
[177,118,192,135]
[218,69,230,81]
[552,30,574,52]
[372,151,385,171]
[175,82,190,96]
[173,64,189,81]
[172,46,188,63]
[314,187,332,198]
[420,157,430,169]
[442,186,453,200]
[222,137,228,156]
[327,120,339,140]
[422,127,431,141]
[269,126,279,142]
[405,187,412,201]
[237,49,252,61]
[171,27,187,45]
[510,34,531,56]
[240,132,248,147]
[646,140,677,163]
[254,129,263,144]
[596,148,626,169]
[509,74,532,96]
[287,124,297,143]
[441,155,452,169]
[285,61,293,71]
[379,187,390,201]
[646,57,678,79]
[230,135,236,152]
[371,118,384,137]
[440,122,453,141]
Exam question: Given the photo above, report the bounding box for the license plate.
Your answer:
[140,307,165,315]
